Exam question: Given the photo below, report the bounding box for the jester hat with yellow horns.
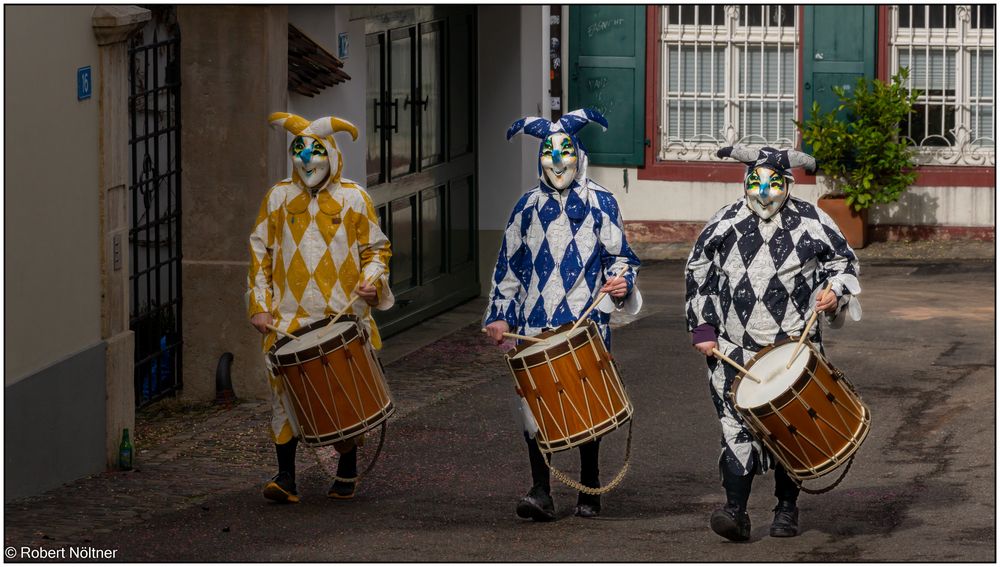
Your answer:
[269,112,359,191]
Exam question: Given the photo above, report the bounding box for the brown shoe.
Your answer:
[327,478,357,500]
[262,472,300,504]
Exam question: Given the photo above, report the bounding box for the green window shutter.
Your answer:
[568,6,645,166]
[802,6,877,140]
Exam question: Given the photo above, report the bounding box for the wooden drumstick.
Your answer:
[569,265,628,333]
[710,348,762,384]
[328,267,385,328]
[480,328,548,343]
[265,323,298,341]
[786,281,834,369]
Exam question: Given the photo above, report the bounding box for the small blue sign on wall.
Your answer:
[77,66,92,101]
[338,32,349,60]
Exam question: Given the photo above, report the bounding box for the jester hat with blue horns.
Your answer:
[506,108,609,187]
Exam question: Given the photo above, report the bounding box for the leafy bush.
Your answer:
[796,69,920,212]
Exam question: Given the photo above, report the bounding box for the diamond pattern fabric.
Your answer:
[685,197,861,476]
[484,179,641,348]
[249,177,392,350]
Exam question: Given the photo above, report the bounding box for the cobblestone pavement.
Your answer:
[3,323,506,550]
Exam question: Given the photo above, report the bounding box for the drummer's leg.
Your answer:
[575,439,601,517]
[709,351,754,541]
[329,438,361,500]
[263,367,301,503]
[516,433,556,522]
[770,464,800,537]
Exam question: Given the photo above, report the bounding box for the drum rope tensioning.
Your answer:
[719,339,871,490]
[268,314,396,485]
[503,320,635,495]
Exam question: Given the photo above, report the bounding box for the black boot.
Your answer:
[516,435,556,521]
[263,438,299,503]
[711,462,753,542]
[770,500,799,537]
[328,445,358,499]
[575,440,601,518]
[770,465,800,537]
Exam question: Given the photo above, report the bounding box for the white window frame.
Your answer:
[890,4,995,166]
[658,5,799,162]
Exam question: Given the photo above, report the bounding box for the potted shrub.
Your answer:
[796,69,920,248]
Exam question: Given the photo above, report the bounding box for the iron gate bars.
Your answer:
[128,18,182,408]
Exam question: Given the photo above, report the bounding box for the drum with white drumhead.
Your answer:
[731,339,870,482]
[505,321,632,453]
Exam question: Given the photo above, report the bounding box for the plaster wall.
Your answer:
[477,6,545,296]
[287,6,367,184]
[178,6,288,400]
[589,166,997,228]
[4,6,103,385]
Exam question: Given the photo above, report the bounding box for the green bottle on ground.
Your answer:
[118,428,133,471]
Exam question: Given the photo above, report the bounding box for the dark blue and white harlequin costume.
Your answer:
[686,147,862,478]
[486,109,642,521]
[687,146,862,540]
[483,110,642,349]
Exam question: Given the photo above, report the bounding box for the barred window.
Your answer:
[659,5,798,161]
[891,4,995,166]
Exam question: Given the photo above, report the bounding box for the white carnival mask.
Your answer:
[290,135,333,189]
[744,166,790,220]
[540,133,578,190]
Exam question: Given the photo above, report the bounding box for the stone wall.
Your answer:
[178,6,288,400]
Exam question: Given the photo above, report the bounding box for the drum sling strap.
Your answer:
[795,455,855,495]
[541,419,633,496]
[306,420,388,483]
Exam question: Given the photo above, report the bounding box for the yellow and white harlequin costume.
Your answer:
[248,112,393,444]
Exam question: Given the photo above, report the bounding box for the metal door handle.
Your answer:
[390,99,399,133]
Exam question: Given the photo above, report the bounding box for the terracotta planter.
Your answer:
[817,196,869,249]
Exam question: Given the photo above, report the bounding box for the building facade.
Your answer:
[573,6,994,243]
[5,4,994,499]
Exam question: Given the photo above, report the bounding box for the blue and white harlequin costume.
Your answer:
[483,109,642,348]
[485,109,642,521]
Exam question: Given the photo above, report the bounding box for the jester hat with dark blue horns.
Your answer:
[506,108,609,179]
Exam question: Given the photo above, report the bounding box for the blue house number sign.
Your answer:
[78,66,92,101]
[338,33,349,60]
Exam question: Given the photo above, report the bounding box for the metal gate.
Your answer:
[128,8,183,407]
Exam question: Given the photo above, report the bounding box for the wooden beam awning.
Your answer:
[288,23,351,97]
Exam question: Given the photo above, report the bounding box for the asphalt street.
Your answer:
[79,258,994,561]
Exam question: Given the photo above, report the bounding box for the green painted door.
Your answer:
[568,6,645,166]
[803,5,877,124]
